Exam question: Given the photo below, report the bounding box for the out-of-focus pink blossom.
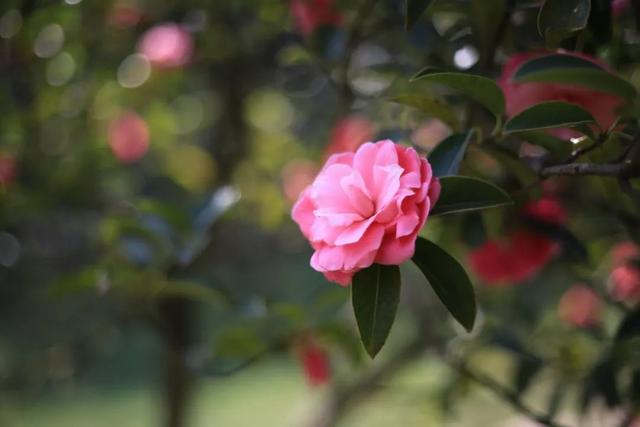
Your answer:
[469,198,566,285]
[292,140,440,285]
[613,0,631,17]
[324,115,375,159]
[108,4,142,28]
[138,23,193,68]
[0,154,17,188]
[281,159,319,203]
[290,0,343,36]
[558,284,601,328]
[295,336,331,387]
[608,242,640,302]
[411,119,451,151]
[107,111,150,163]
[499,51,625,138]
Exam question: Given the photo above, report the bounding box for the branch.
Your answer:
[452,360,571,427]
[539,161,639,178]
[306,334,429,427]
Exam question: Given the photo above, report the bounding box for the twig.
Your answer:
[539,161,639,178]
[307,335,429,427]
[451,360,572,427]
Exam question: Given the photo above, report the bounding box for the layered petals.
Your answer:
[292,140,439,284]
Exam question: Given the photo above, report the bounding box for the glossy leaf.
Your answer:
[405,0,433,31]
[504,101,595,134]
[352,264,401,358]
[390,94,460,131]
[430,176,513,216]
[538,0,591,42]
[411,70,505,117]
[513,54,636,100]
[428,129,478,177]
[412,237,476,331]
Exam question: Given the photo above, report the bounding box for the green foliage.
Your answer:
[428,130,478,177]
[430,176,513,216]
[352,264,401,358]
[411,70,505,118]
[538,0,591,44]
[412,237,476,331]
[404,0,433,30]
[513,53,636,99]
[504,101,595,134]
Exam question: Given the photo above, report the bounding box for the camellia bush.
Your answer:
[1,0,640,426]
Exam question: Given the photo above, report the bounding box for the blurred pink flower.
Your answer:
[469,198,566,285]
[0,154,17,188]
[499,51,624,138]
[558,284,601,328]
[107,111,150,163]
[608,242,640,302]
[289,0,343,36]
[613,0,631,17]
[281,159,319,203]
[412,119,451,151]
[324,115,375,159]
[292,140,440,285]
[295,335,331,387]
[108,4,142,28]
[138,23,193,68]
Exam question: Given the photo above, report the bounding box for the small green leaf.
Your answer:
[538,0,591,43]
[390,94,460,131]
[352,264,401,358]
[429,130,478,177]
[411,70,505,117]
[504,101,595,134]
[412,237,476,331]
[513,54,635,100]
[431,176,513,216]
[405,0,433,31]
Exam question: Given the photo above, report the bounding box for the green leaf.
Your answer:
[513,54,636,100]
[504,101,595,134]
[390,94,460,131]
[538,0,591,43]
[428,129,478,177]
[430,176,513,216]
[411,70,505,117]
[405,0,433,31]
[352,264,401,358]
[412,238,476,331]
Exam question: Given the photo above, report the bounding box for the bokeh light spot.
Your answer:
[117,54,151,88]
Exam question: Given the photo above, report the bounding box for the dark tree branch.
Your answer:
[451,360,571,427]
[539,161,639,178]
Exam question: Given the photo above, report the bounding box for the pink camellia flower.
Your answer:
[558,284,601,328]
[107,111,150,163]
[469,198,566,285]
[608,242,640,302]
[292,140,440,285]
[138,23,193,68]
[290,0,343,36]
[0,154,17,188]
[325,115,375,158]
[499,51,625,138]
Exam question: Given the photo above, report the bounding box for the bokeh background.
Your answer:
[1,0,640,426]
